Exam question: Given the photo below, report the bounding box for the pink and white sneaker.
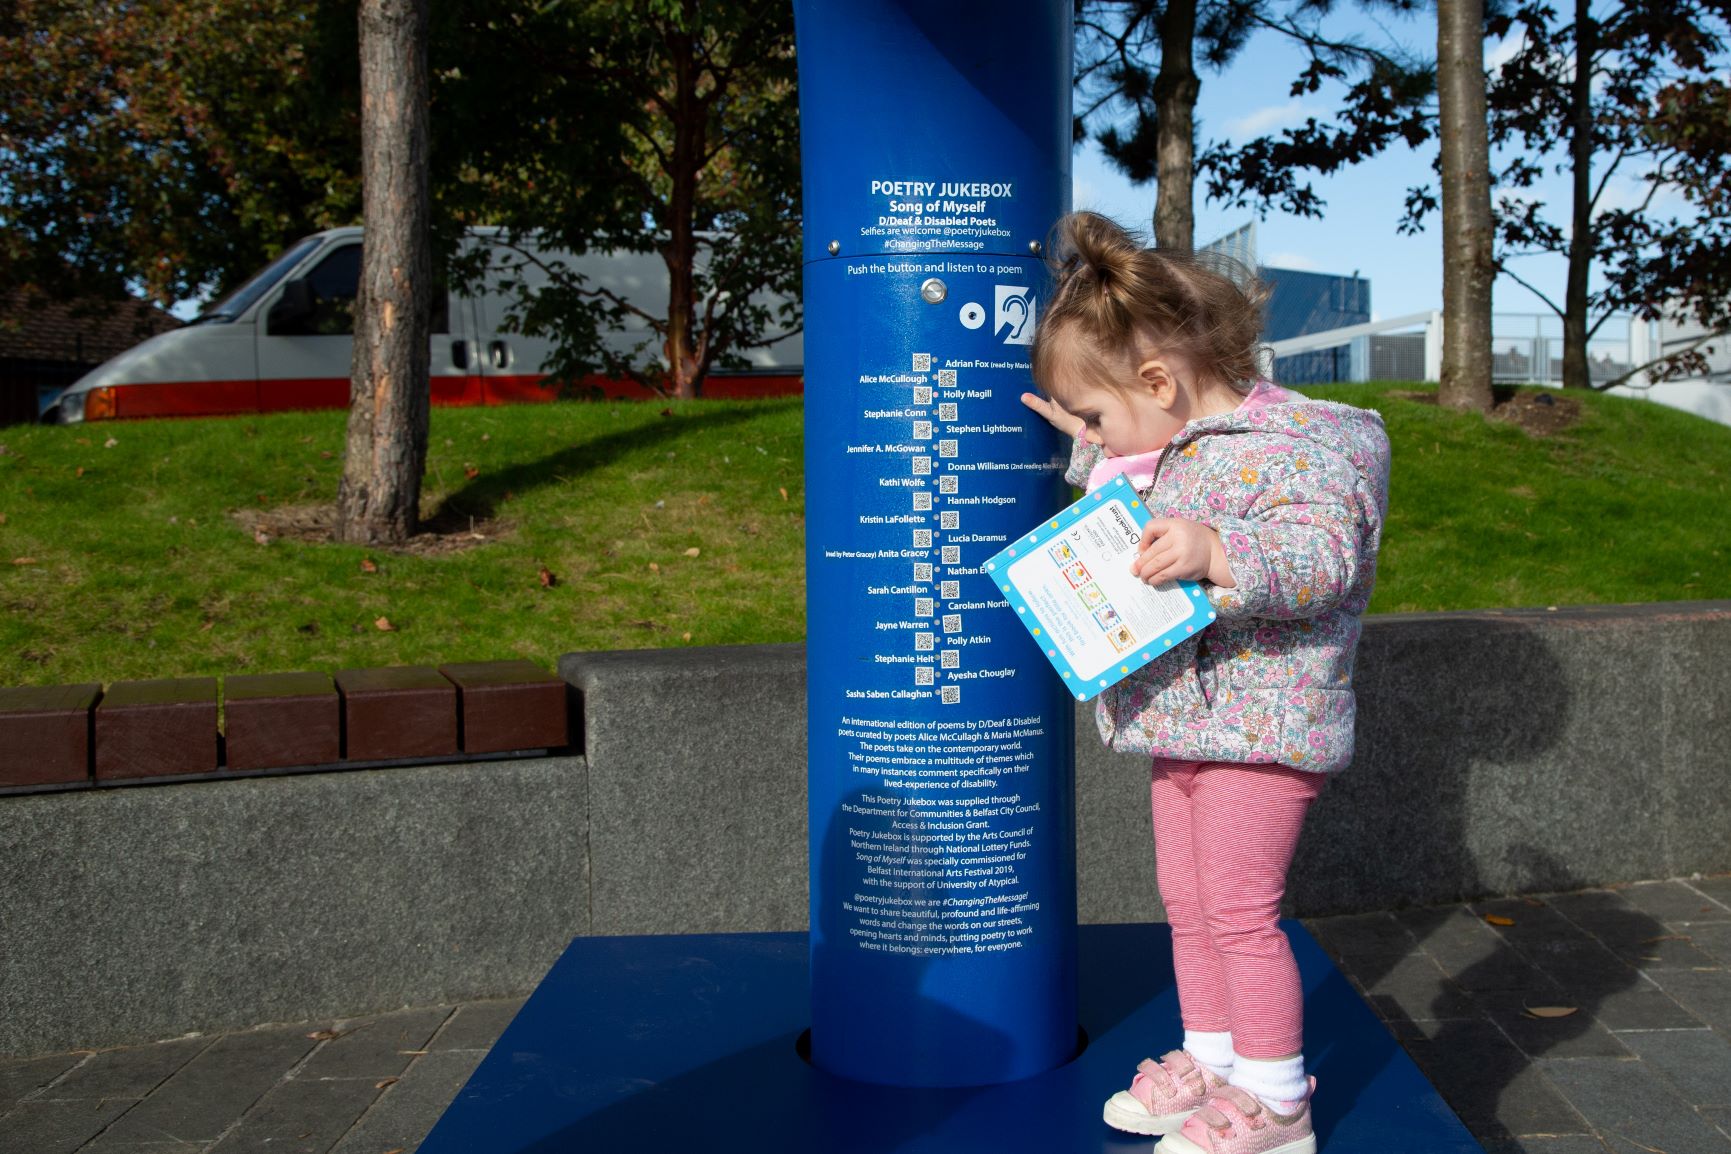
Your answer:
[1153,1078,1318,1154]
[1102,1050,1228,1136]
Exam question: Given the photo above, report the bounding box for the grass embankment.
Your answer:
[0,384,1727,686]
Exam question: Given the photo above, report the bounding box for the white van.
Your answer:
[50,227,803,423]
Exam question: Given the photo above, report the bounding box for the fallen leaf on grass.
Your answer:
[306,1028,343,1040]
[660,407,674,417]
[253,530,270,546]
[464,465,480,479]
[375,1076,399,1089]
[320,450,333,459]
[779,487,788,501]
[481,433,491,441]
[682,632,692,641]
[1484,914,1515,926]
[648,562,660,573]
[75,466,84,478]
[684,547,701,557]
[104,437,117,449]
[374,616,396,632]
[538,567,557,588]
[697,494,711,505]
[75,437,90,446]
[199,620,214,632]
[1522,1005,1577,1019]
[360,558,378,573]
[11,557,37,565]
[0,513,7,524]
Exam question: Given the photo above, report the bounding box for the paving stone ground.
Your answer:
[3,877,1729,1153]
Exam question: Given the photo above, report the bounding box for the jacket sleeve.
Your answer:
[1204,453,1366,621]
[1065,433,1102,489]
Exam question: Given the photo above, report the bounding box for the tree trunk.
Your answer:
[337,0,431,543]
[1436,0,1495,412]
[662,4,706,400]
[1560,0,1594,390]
[1152,0,1199,252]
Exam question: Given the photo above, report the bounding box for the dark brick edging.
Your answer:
[0,658,572,795]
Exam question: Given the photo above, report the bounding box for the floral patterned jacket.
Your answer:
[1068,381,1390,773]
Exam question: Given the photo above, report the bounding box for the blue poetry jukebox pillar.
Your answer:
[796,1,1078,1087]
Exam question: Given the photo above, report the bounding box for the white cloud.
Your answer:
[1223,100,1317,139]
[1486,29,1526,75]
[1263,250,1324,272]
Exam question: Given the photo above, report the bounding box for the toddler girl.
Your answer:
[1021,212,1390,1154]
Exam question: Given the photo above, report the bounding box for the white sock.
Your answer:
[1183,1030,1234,1080]
[1230,1053,1307,1111]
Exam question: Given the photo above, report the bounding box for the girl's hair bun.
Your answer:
[1034,211,1266,394]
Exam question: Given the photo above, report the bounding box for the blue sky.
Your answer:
[1070,7,1623,323]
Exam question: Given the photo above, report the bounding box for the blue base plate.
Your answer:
[422,922,1481,1152]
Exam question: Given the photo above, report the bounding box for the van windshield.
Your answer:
[194,235,326,324]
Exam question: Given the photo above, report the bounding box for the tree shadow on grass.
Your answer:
[423,405,770,528]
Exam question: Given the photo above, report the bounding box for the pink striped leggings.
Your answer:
[1152,758,1325,1059]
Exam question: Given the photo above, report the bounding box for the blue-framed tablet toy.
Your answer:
[984,474,1216,701]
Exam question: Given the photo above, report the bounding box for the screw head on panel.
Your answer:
[920,278,947,304]
[827,240,840,255]
[1029,240,1043,255]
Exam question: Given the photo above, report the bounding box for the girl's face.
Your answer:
[1048,346,1190,457]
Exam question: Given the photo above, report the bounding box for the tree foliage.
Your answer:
[0,0,362,305]
[1404,0,1731,387]
[1,0,802,398]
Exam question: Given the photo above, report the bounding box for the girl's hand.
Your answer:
[1020,391,1084,438]
[1132,518,1237,588]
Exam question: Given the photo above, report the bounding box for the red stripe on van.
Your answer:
[91,372,804,420]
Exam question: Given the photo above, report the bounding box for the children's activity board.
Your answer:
[984,474,1214,701]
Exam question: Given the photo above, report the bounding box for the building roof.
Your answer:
[0,288,181,365]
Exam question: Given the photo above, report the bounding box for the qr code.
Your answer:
[913,420,932,440]
[913,386,933,405]
[913,353,932,371]
[938,369,957,386]
[940,510,959,530]
[939,476,958,494]
[938,439,959,458]
[941,649,960,669]
[940,685,961,705]
[938,403,958,421]
[915,632,935,651]
[914,563,933,582]
[912,457,931,476]
[915,666,935,686]
[913,529,932,548]
[940,580,959,598]
[913,491,932,511]
[915,597,934,617]
[942,613,963,633]
[941,546,961,564]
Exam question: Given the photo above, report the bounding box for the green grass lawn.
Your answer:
[1,383,1727,686]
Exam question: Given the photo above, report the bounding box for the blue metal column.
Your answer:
[796,1,1076,1087]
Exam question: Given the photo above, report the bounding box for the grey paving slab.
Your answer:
[1398,1019,1591,1140]
[1358,953,1481,1021]
[0,1098,134,1154]
[328,1049,485,1154]
[1618,1029,1731,1107]
[207,1075,383,1154]
[0,1051,86,1110]
[1620,881,1731,925]
[1305,911,1415,957]
[1394,904,1494,941]
[77,1135,205,1153]
[1482,1138,1609,1154]
[34,1037,208,1103]
[1648,968,1731,1033]
[1590,984,1707,1032]
[1689,875,1731,908]
[1475,991,1633,1060]
[1686,922,1731,965]
[1538,1056,1731,1154]
[297,1007,450,1081]
[1425,932,1559,993]
[426,998,523,1053]
[95,1027,315,1145]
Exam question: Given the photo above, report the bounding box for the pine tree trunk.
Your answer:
[337,0,432,543]
[1436,0,1495,412]
[1560,0,1594,390]
[1153,0,1199,253]
[663,5,705,400]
